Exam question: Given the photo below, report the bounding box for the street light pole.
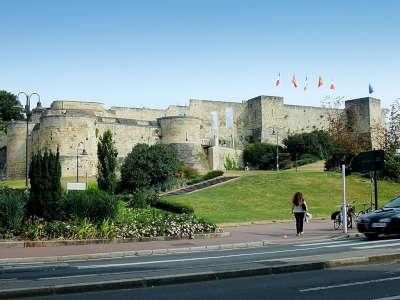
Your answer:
[272,128,279,172]
[17,92,40,192]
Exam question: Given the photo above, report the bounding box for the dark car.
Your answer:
[357,195,400,240]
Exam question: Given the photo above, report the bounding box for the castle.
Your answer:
[5,95,385,179]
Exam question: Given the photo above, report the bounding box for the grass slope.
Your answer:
[163,171,400,224]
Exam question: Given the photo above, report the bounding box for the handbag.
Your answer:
[305,212,313,223]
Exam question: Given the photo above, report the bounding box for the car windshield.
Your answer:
[383,196,400,208]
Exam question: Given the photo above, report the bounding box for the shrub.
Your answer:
[181,165,199,179]
[61,188,119,222]
[117,191,160,208]
[0,187,27,234]
[384,155,400,181]
[153,199,194,214]
[120,144,180,192]
[115,207,216,239]
[224,155,239,170]
[295,154,320,167]
[202,170,224,180]
[97,129,118,194]
[28,149,62,220]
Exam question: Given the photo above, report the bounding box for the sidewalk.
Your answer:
[0,219,354,263]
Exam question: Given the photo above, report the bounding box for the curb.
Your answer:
[2,252,400,299]
[0,232,230,249]
[219,218,328,227]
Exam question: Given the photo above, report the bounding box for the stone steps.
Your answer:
[163,176,238,196]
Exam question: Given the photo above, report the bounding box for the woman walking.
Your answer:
[292,192,307,236]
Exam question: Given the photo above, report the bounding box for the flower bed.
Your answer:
[10,207,215,241]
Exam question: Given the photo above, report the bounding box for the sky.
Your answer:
[1,0,399,109]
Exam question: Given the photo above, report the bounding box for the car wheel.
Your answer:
[365,233,379,240]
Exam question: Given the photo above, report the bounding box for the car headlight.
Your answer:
[379,218,392,223]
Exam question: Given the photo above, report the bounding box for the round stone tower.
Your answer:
[158,116,207,170]
[37,111,98,178]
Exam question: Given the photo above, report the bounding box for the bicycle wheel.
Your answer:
[347,214,353,229]
[333,214,341,230]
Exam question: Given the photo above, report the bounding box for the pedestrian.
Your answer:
[292,192,308,236]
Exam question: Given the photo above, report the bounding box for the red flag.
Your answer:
[330,80,335,90]
[275,73,281,86]
[304,76,308,91]
[318,76,323,88]
[292,74,298,88]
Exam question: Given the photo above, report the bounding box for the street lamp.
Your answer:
[16,92,41,192]
[272,128,279,171]
[76,141,88,182]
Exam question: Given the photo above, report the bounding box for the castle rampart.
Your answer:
[4,95,385,179]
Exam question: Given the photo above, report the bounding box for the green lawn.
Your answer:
[163,171,400,224]
[0,177,98,190]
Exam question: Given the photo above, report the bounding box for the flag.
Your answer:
[330,80,335,90]
[318,76,323,88]
[292,73,298,88]
[275,73,281,86]
[304,76,308,91]
[369,83,374,94]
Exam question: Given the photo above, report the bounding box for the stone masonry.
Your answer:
[5,95,385,179]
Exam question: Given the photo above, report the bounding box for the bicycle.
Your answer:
[331,203,356,230]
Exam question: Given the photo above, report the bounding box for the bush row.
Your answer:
[187,170,224,185]
[153,199,194,214]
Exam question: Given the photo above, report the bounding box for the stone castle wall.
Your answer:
[5,95,384,179]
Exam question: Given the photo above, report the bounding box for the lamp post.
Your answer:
[272,128,279,171]
[16,92,41,192]
[76,141,88,182]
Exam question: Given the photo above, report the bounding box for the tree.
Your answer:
[283,130,333,160]
[28,149,62,220]
[0,90,23,132]
[97,130,118,193]
[325,105,370,170]
[120,143,180,193]
[243,142,291,170]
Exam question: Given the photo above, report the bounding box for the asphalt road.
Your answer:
[2,236,400,295]
[20,262,400,300]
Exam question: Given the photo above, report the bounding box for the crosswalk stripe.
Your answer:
[295,239,400,248]
[295,240,351,247]
[353,242,400,250]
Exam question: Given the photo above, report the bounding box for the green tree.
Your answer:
[243,142,290,170]
[283,130,333,160]
[97,130,118,193]
[120,143,180,192]
[28,149,62,220]
[0,90,23,132]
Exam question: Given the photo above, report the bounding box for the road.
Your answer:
[20,263,400,300]
[2,236,400,298]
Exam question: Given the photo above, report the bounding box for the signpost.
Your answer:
[353,150,385,210]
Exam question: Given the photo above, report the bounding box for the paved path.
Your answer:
[0,220,351,261]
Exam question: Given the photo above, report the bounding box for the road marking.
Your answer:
[296,239,399,248]
[295,240,352,247]
[77,239,400,269]
[38,270,136,280]
[299,276,400,292]
[353,242,400,250]
[77,246,329,269]
[373,295,400,300]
